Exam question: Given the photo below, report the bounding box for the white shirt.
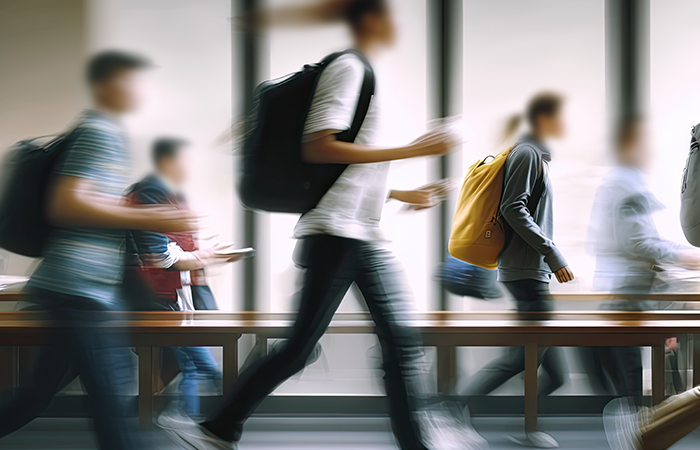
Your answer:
[294,53,389,242]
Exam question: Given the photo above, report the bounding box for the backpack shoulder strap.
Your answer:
[323,49,376,142]
[344,50,375,142]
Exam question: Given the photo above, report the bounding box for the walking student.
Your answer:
[157,1,486,449]
[125,138,243,416]
[461,92,573,446]
[0,51,198,449]
[586,117,700,406]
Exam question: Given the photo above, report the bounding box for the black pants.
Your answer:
[462,279,567,397]
[0,289,140,449]
[203,235,427,450]
[583,299,652,406]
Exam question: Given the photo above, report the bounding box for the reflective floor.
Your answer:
[0,416,699,449]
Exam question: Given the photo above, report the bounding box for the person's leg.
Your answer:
[0,343,76,438]
[57,304,141,450]
[463,279,563,396]
[170,347,201,416]
[462,346,528,395]
[538,346,566,397]
[354,245,429,450]
[201,235,358,443]
[609,346,643,406]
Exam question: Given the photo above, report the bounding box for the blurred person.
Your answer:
[157,1,487,450]
[604,388,700,450]
[0,51,198,449]
[124,137,244,417]
[586,117,700,406]
[461,93,573,448]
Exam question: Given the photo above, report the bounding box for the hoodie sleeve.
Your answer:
[615,193,685,264]
[499,146,568,273]
[129,183,181,269]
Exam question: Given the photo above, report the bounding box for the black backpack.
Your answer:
[0,133,73,257]
[237,49,375,213]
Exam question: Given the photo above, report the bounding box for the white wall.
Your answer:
[0,0,87,277]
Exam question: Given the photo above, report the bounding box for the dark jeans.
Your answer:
[582,299,650,406]
[203,235,427,450]
[462,279,566,397]
[0,289,140,450]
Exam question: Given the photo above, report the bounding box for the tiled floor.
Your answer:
[0,416,699,449]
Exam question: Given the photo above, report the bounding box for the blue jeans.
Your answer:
[203,235,428,450]
[170,347,221,416]
[0,288,141,449]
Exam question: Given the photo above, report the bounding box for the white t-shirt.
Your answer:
[294,53,389,242]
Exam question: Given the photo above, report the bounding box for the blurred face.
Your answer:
[619,122,651,169]
[93,69,143,114]
[158,152,189,187]
[358,9,396,48]
[536,111,565,140]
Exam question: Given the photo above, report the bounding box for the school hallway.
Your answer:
[1,416,700,450]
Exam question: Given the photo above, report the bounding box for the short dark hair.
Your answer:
[152,137,189,167]
[526,92,563,129]
[87,50,151,84]
[342,0,388,31]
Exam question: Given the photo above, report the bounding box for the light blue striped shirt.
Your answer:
[28,110,130,306]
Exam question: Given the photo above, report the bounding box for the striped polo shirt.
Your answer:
[28,110,130,307]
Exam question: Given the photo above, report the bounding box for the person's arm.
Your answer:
[614,193,700,268]
[302,129,453,164]
[499,146,570,278]
[301,55,456,165]
[47,175,195,233]
[46,127,195,233]
[128,183,241,271]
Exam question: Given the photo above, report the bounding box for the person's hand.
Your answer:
[139,205,200,233]
[554,266,574,284]
[195,243,245,266]
[389,179,457,211]
[676,249,700,271]
[389,189,439,210]
[666,337,680,353]
[411,128,460,157]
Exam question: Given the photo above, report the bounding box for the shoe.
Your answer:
[418,402,489,450]
[603,398,643,450]
[507,431,559,448]
[157,402,236,450]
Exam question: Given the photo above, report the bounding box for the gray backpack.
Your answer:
[681,123,700,245]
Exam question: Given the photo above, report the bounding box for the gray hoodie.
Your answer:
[589,166,684,294]
[497,135,567,283]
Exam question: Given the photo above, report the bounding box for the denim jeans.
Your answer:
[170,346,221,416]
[462,279,567,397]
[202,235,428,450]
[0,288,141,450]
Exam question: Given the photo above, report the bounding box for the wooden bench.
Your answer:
[2,309,700,432]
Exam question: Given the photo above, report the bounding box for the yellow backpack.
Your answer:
[448,147,513,270]
[449,147,544,270]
